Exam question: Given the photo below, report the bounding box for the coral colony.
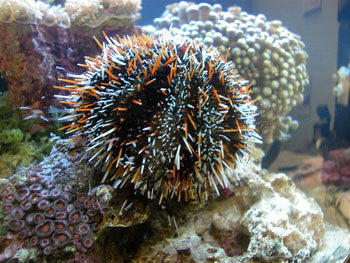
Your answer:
[151,3,308,143]
[0,150,110,261]
[0,33,260,260]
[0,0,141,120]
[55,33,261,203]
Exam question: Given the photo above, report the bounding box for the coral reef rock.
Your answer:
[0,0,141,120]
[332,63,350,106]
[336,191,350,223]
[132,158,325,263]
[241,172,324,262]
[147,2,309,143]
[0,142,326,262]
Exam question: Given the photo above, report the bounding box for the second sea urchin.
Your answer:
[55,33,261,203]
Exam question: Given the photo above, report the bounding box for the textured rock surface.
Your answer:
[310,223,350,263]
[131,157,325,263]
[241,172,324,262]
[0,0,141,121]
[0,143,327,263]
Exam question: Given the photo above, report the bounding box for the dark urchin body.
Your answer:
[55,33,261,203]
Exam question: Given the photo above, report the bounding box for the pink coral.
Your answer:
[321,148,350,186]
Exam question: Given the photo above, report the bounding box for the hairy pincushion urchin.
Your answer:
[55,33,261,203]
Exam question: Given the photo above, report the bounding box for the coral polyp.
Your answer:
[0,149,111,261]
[56,33,261,203]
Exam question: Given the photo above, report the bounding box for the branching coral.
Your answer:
[148,2,309,144]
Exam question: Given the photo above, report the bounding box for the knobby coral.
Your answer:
[149,2,308,143]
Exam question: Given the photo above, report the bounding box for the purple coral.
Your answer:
[0,150,112,261]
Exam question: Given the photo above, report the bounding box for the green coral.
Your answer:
[13,248,38,263]
[0,223,8,237]
[0,93,26,155]
[0,93,56,179]
[0,93,23,130]
[0,128,24,151]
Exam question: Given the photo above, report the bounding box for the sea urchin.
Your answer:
[55,33,261,203]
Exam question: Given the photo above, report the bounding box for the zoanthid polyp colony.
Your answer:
[0,149,111,261]
[55,33,261,204]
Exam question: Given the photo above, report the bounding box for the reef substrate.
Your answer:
[0,143,327,263]
[0,0,141,121]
